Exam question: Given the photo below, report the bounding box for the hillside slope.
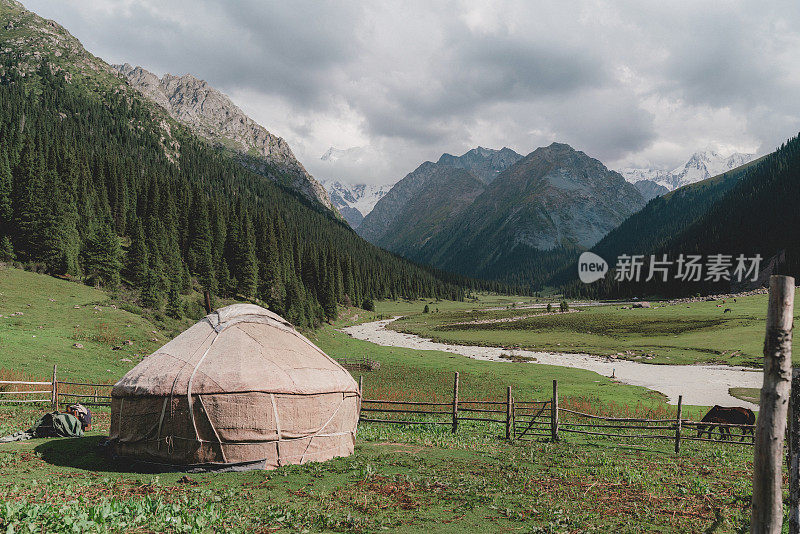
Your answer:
[0,0,475,328]
[562,139,798,297]
[115,63,333,211]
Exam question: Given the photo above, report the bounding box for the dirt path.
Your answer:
[341,318,762,409]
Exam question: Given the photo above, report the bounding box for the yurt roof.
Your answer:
[112,304,357,397]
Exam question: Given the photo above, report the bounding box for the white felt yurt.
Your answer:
[108,304,360,470]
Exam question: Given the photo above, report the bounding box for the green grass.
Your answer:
[730,388,760,405]
[388,292,799,366]
[0,405,757,533]
[373,294,544,317]
[0,266,236,383]
[0,267,200,382]
[0,267,768,531]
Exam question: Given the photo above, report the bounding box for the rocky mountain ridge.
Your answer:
[436,146,523,184]
[114,63,332,210]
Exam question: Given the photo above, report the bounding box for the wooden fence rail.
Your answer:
[0,367,115,409]
[0,370,760,453]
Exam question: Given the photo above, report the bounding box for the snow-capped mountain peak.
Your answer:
[320,179,392,228]
[619,150,756,191]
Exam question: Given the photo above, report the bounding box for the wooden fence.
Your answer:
[0,365,112,409]
[0,367,756,450]
[356,374,756,450]
[334,356,381,372]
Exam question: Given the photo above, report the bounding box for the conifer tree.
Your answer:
[82,224,122,287]
[235,213,258,297]
[12,139,46,261]
[166,279,183,319]
[0,151,12,237]
[125,220,149,287]
[187,193,216,292]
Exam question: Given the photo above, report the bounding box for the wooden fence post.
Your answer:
[674,395,682,454]
[452,372,459,434]
[506,386,512,440]
[50,365,57,411]
[789,367,800,534]
[510,397,515,441]
[357,375,364,421]
[203,290,212,314]
[551,380,559,442]
[752,275,794,534]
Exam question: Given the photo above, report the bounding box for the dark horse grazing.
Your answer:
[697,406,755,441]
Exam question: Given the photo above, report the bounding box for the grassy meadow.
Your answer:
[0,266,775,532]
[386,292,798,367]
[0,403,756,533]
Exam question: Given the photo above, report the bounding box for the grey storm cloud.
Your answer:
[22,0,800,184]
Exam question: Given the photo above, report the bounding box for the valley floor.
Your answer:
[382,292,798,369]
[0,267,776,531]
[343,317,762,408]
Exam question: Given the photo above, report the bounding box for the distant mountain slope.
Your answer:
[633,179,669,201]
[558,149,790,297]
[590,156,765,268]
[357,146,521,244]
[436,147,523,183]
[413,143,645,279]
[356,161,485,244]
[372,166,485,257]
[114,63,333,211]
[321,179,391,228]
[619,150,756,191]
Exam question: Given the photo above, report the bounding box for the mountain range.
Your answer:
[562,138,799,297]
[619,150,756,192]
[356,143,645,284]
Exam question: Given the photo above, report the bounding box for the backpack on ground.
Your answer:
[0,412,84,443]
[65,404,92,431]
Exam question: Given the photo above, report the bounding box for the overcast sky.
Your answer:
[24,0,800,185]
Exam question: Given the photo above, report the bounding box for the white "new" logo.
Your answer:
[578,252,608,283]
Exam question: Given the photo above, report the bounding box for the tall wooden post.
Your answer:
[506,386,512,440]
[674,395,683,454]
[203,290,213,314]
[551,380,559,442]
[357,375,364,421]
[452,372,459,434]
[790,367,800,534]
[51,365,57,411]
[752,275,794,534]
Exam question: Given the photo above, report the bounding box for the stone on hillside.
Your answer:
[73,343,83,349]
